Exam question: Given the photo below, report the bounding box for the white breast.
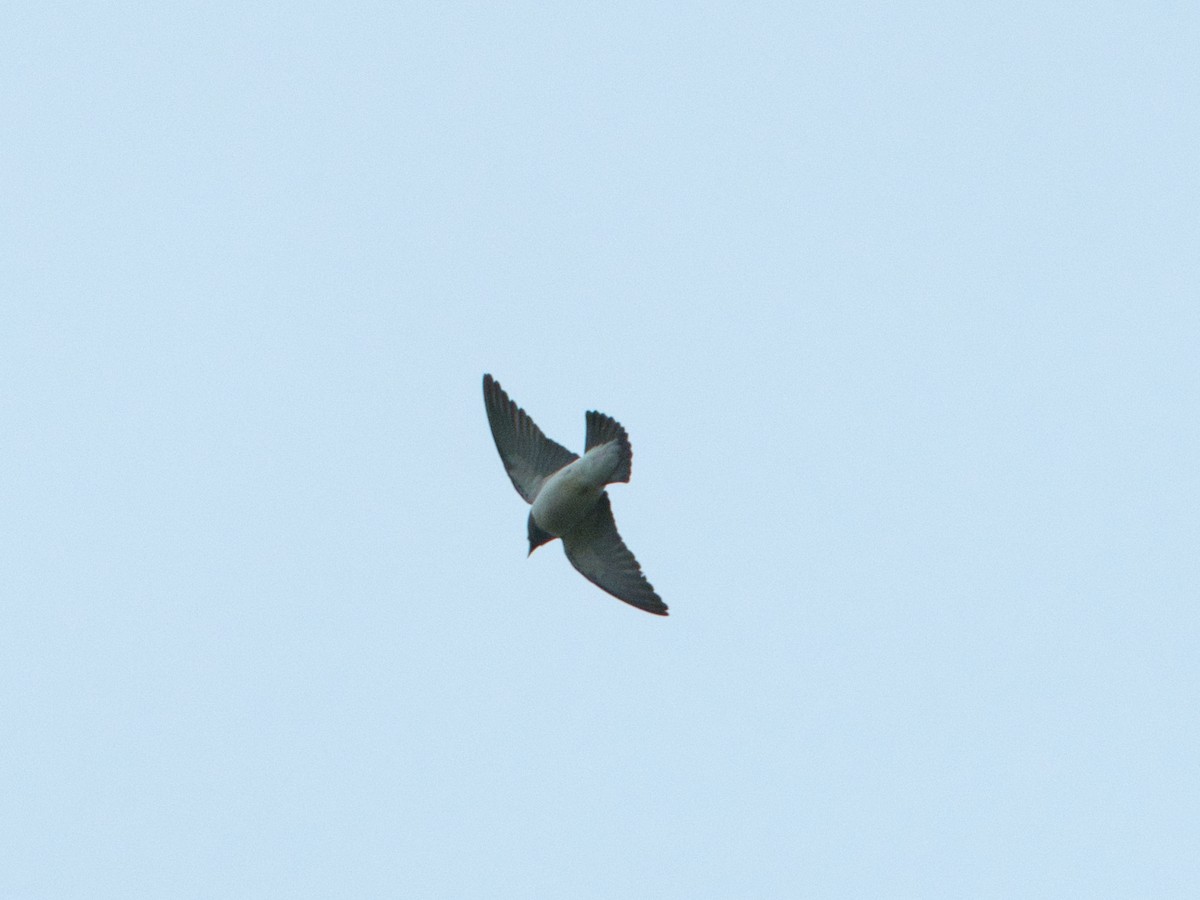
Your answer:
[529,443,620,535]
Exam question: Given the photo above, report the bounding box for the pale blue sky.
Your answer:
[3,3,1198,897]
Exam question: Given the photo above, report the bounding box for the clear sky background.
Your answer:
[3,3,1197,897]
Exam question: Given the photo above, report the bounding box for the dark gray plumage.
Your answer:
[483,374,667,616]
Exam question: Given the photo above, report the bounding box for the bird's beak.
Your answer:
[527,512,554,556]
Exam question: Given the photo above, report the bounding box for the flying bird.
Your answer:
[482,374,667,616]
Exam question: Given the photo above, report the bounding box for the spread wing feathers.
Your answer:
[483,374,578,504]
[562,493,667,616]
[584,411,632,484]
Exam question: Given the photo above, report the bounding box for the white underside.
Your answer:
[530,442,621,535]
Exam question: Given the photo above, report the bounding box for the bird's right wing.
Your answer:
[562,493,668,616]
[483,374,578,504]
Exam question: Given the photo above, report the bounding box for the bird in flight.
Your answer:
[482,374,667,616]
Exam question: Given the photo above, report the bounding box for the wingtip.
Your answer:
[634,601,669,617]
[483,373,508,408]
[645,594,669,616]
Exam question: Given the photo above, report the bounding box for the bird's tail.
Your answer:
[585,411,632,484]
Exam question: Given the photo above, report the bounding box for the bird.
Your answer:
[482,373,667,616]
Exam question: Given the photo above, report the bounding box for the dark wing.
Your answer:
[483,374,578,504]
[562,493,668,616]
